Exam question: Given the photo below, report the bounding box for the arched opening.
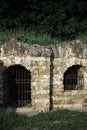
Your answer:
[3,65,31,108]
[0,61,4,106]
[63,65,84,91]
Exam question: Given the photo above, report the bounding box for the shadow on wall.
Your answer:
[49,48,54,110]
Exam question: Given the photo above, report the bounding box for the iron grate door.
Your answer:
[4,65,31,107]
[64,65,83,90]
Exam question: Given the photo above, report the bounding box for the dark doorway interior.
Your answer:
[64,65,83,90]
[3,65,31,108]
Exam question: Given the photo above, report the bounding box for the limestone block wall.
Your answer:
[52,57,87,110]
[0,40,87,112]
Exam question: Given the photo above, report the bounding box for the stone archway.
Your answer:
[63,65,84,91]
[0,61,4,106]
[3,64,31,108]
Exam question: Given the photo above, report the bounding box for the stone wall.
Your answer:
[0,40,87,113]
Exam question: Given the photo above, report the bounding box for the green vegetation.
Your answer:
[0,29,87,45]
[76,32,87,44]
[0,0,87,43]
[0,29,60,45]
[0,108,87,130]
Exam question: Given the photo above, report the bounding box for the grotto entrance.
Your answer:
[64,65,84,91]
[3,65,31,108]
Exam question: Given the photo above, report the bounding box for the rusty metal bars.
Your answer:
[4,65,31,107]
[64,70,84,90]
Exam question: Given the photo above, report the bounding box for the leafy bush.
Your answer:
[0,0,87,41]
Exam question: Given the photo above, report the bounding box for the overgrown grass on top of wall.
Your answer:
[0,107,87,130]
[0,29,60,46]
[76,32,87,44]
[0,28,87,45]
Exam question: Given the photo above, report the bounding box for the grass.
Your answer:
[0,28,87,46]
[0,108,87,130]
[0,29,60,46]
[76,32,87,44]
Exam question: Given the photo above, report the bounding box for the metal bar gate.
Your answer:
[4,65,31,107]
[64,65,84,90]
